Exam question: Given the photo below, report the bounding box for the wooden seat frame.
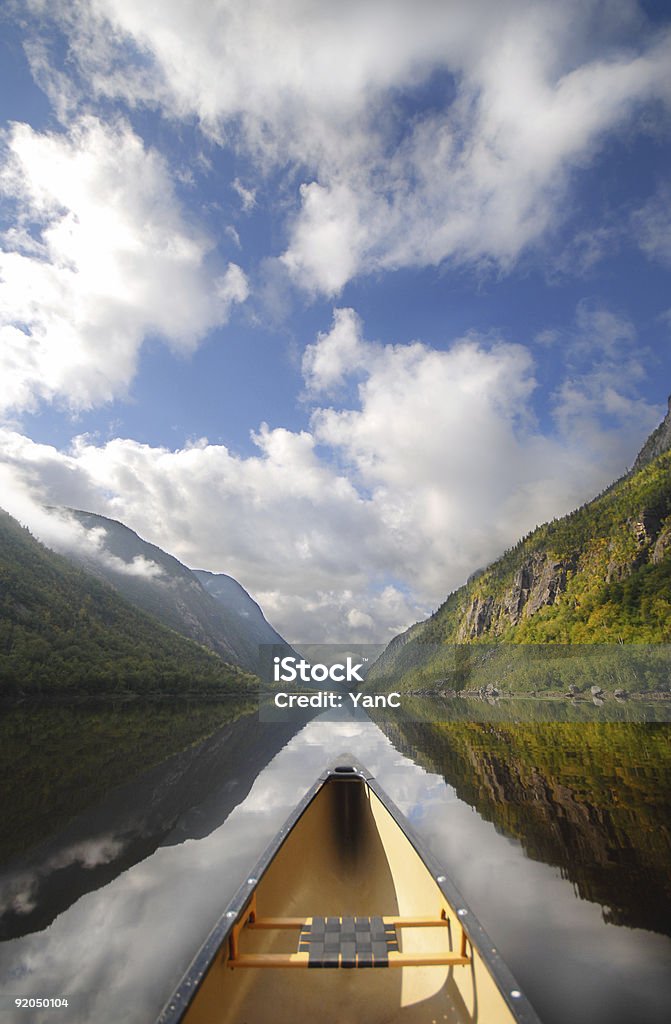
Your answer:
[228,895,471,969]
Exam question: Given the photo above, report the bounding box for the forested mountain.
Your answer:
[0,510,254,698]
[65,510,292,674]
[370,399,671,692]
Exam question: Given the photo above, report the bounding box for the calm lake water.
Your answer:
[0,702,670,1024]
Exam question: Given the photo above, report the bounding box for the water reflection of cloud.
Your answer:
[0,837,127,917]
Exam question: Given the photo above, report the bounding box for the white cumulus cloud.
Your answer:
[0,116,248,415]
[302,307,367,394]
[18,1,671,295]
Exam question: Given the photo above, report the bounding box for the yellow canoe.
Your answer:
[158,762,541,1023]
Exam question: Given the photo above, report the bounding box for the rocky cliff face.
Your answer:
[454,500,671,641]
[457,552,577,639]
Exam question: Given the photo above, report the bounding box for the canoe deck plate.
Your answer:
[298,915,399,968]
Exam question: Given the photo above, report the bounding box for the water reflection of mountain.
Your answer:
[379,710,671,936]
[0,706,312,940]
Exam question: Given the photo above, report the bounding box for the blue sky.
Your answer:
[1,0,670,643]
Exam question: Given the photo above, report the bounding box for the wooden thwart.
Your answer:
[248,915,452,930]
[230,951,471,969]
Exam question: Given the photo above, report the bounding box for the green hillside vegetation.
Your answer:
[0,510,255,698]
[370,445,671,694]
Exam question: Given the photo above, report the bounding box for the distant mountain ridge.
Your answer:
[66,510,292,674]
[370,397,671,689]
[194,569,287,656]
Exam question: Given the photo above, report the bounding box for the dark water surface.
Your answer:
[0,702,669,1023]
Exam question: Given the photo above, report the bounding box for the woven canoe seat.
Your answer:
[298,915,399,968]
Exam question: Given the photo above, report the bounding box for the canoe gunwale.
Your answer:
[156,761,542,1024]
[364,772,542,1024]
[156,768,332,1024]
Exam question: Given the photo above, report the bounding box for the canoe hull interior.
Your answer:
[167,771,536,1024]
